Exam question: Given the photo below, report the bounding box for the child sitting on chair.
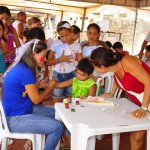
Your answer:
[142,44,150,67]
[54,58,96,98]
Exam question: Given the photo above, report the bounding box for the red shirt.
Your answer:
[114,61,150,106]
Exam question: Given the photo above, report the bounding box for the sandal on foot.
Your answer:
[23,140,32,150]
[8,139,14,145]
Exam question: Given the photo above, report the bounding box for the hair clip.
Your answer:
[113,54,117,59]
[32,39,40,51]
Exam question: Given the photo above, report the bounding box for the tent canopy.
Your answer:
[0,0,150,16]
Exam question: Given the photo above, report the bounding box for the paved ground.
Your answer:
[0,132,146,150]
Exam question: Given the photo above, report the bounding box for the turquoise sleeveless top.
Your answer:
[72,77,95,98]
[0,48,6,73]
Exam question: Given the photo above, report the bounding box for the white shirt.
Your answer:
[12,20,24,45]
[47,37,54,51]
[145,31,150,42]
[50,40,82,73]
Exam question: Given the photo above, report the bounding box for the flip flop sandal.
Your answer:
[60,143,70,150]
[8,139,14,145]
[61,148,70,150]
[0,138,14,145]
[23,140,32,150]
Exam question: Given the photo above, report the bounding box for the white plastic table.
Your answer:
[55,98,150,150]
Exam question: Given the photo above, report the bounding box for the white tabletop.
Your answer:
[55,98,150,150]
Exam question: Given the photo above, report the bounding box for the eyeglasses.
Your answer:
[89,59,101,67]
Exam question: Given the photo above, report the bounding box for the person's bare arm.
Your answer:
[47,50,72,66]
[13,28,21,47]
[100,82,118,98]
[25,80,56,105]
[17,23,24,40]
[138,40,148,59]
[122,55,150,118]
[1,40,7,56]
[89,84,96,96]
[46,50,56,66]
[55,78,73,88]
[0,73,3,78]
[76,52,82,62]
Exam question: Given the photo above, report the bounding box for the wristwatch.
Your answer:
[141,106,148,111]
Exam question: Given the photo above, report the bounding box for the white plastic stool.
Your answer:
[0,100,45,150]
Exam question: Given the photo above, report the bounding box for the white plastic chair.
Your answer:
[96,72,114,96]
[87,72,122,150]
[0,99,45,150]
[96,71,122,98]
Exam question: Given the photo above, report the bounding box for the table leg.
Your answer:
[87,136,96,150]
[147,129,150,150]
[55,112,61,121]
[112,133,120,150]
[1,137,8,150]
[71,125,89,150]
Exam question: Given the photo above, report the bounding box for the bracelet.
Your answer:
[141,106,148,111]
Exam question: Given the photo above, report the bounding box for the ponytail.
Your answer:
[90,47,124,67]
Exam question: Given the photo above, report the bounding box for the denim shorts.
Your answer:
[52,70,76,98]
[53,70,76,82]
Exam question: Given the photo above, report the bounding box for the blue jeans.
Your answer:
[7,104,64,150]
[52,70,76,98]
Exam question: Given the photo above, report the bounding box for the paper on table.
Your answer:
[80,96,119,106]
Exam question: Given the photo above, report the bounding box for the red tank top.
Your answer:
[114,61,150,106]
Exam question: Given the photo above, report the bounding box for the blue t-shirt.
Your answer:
[2,63,36,116]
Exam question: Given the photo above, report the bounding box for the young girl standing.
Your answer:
[47,21,82,103]
[0,19,6,74]
[82,23,108,57]
[0,6,21,67]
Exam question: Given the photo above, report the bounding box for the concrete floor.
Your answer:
[0,132,146,150]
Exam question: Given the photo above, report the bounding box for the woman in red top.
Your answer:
[90,47,150,150]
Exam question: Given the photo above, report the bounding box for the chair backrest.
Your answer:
[96,72,114,96]
[113,88,122,98]
[0,99,11,134]
[96,72,122,98]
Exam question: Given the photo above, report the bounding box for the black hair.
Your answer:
[72,25,80,34]
[57,21,71,33]
[0,19,6,41]
[90,47,124,67]
[17,11,26,17]
[146,45,150,52]
[23,29,30,37]
[77,58,94,75]
[87,23,100,33]
[0,6,11,16]
[112,41,123,50]
[27,27,45,41]
[31,17,41,24]
[106,41,112,48]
